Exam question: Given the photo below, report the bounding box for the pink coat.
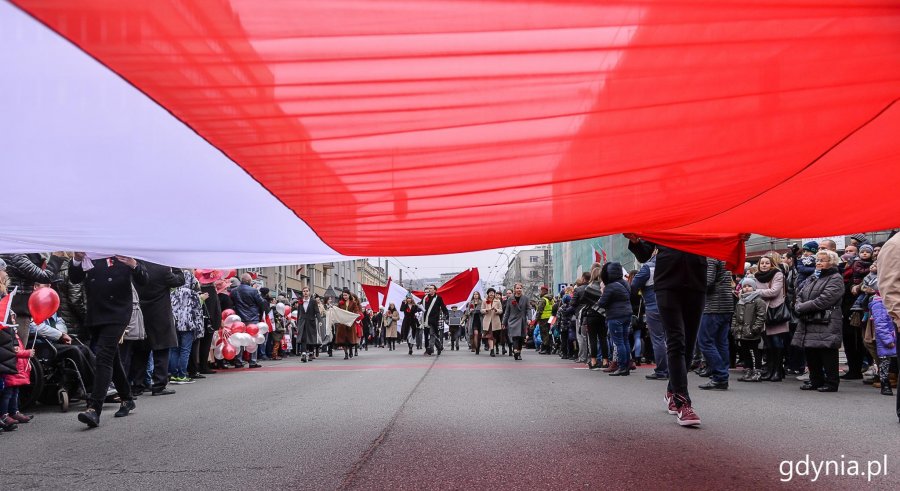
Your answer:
[3,335,32,387]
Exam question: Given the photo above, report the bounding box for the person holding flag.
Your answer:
[421,285,449,356]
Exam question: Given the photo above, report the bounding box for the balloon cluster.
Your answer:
[213,309,266,361]
[275,302,292,319]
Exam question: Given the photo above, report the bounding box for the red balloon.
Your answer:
[283,306,292,318]
[221,308,235,321]
[231,321,246,334]
[222,343,237,360]
[245,324,260,337]
[28,287,60,325]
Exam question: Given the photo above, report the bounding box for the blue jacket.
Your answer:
[597,262,633,321]
[869,296,897,357]
[230,283,267,323]
[631,258,658,312]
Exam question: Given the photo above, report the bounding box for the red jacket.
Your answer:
[3,334,32,387]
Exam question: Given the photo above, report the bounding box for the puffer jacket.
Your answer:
[597,262,632,321]
[55,260,87,338]
[792,268,844,350]
[704,258,735,314]
[0,253,63,317]
[869,295,897,357]
[3,329,32,387]
[731,295,767,341]
[0,325,17,376]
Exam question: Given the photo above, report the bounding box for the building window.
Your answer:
[529,270,539,278]
[529,256,539,263]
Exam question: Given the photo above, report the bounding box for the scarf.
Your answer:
[813,266,838,279]
[737,291,762,305]
[754,268,777,284]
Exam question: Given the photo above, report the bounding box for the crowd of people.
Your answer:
[1,231,899,431]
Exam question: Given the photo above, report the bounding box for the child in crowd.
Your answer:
[1,318,34,430]
[732,277,768,382]
[852,262,878,311]
[869,289,898,396]
[795,241,818,288]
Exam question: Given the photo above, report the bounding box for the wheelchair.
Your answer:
[19,335,90,413]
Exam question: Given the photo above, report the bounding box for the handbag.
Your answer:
[765,302,791,326]
[799,307,834,325]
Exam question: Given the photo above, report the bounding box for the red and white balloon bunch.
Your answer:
[213,309,266,361]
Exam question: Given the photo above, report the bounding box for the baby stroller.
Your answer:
[19,335,90,413]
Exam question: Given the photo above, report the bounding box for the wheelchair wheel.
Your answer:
[58,388,70,412]
[19,358,45,410]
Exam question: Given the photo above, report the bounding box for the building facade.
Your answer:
[503,245,552,297]
[551,235,635,292]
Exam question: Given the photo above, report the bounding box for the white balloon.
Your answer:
[258,322,269,334]
[275,302,286,315]
[228,335,243,348]
[254,333,266,345]
[223,314,241,328]
[245,343,258,354]
[214,345,224,360]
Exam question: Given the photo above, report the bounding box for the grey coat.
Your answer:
[502,295,531,338]
[792,269,844,350]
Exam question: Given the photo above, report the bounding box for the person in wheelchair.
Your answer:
[29,312,95,400]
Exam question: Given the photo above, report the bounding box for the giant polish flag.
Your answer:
[412,269,485,311]
[4,2,900,271]
[361,278,416,324]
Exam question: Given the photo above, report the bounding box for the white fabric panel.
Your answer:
[0,4,346,268]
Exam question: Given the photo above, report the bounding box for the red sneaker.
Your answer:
[676,403,701,427]
[665,392,677,415]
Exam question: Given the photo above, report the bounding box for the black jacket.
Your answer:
[597,262,633,321]
[69,258,150,328]
[297,297,320,345]
[421,294,449,327]
[0,293,17,375]
[628,240,707,293]
[201,284,222,332]
[400,303,420,330]
[134,262,185,350]
[1,253,64,317]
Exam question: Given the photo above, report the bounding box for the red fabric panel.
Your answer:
[12,1,900,260]
[361,282,388,309]
[638,233,748,274]
[412,268,479,305]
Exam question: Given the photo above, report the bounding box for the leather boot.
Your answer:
[760,348,774,380]
[769,349,784,382]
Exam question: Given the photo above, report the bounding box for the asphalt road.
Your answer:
[1,344,897,490]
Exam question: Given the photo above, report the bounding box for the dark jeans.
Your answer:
[805,347,839,389]
[645,310,668,376]
[538,319,551,352]
[427,323,442,353]
[656,288,705,405]
[130,342,171,393]
[785,323,806,372]
[88,323,133,411]
[0,386,19,415]
[697,313,731,383]
[841,320,865,376]
[585,314,608,360]
[608,317,632,368]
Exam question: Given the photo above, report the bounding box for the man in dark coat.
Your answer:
[133,261,185,395]
[626,235,707,427]
[296,286,319,362]
[69,253,149,427]
[230,273,267,368]
[421,285,449,356]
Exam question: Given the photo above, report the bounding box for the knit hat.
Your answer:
[859,244,874,255]
[802,241,819,253]
[850,233,868,244]
[740,277,756,289]
[0,257,6,271]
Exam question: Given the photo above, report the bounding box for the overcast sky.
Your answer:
[368,244,537,286]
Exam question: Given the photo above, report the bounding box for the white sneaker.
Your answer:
[796,373,810,381]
